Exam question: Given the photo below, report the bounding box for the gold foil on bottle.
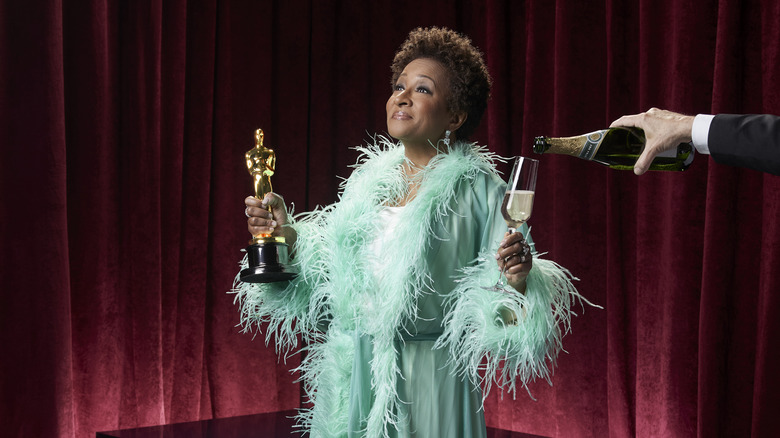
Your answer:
[547,136,588,157]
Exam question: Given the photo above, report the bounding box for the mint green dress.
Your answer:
[233,138,582,438]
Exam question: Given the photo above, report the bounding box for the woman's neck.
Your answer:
[402,140,445,171]
[390,140,446,207]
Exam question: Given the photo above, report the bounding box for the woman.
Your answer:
[235,27,583,437]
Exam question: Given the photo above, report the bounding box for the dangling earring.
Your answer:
[443,130,451,147]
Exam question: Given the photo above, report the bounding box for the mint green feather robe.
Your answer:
[233,138,584,437]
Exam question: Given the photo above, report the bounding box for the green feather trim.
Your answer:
[435,248,600,400]
[295,330,353,436]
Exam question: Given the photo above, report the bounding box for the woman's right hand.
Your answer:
[245,193,297,248]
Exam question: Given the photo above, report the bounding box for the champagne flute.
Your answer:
[484,156,538,291]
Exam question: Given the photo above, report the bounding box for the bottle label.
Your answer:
[579,131,604,160]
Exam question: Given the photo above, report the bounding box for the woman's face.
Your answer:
[386,58,455,148]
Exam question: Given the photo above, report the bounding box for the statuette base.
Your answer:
[240,240,296,283]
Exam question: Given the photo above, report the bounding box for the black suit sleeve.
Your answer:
[708,114,780,175]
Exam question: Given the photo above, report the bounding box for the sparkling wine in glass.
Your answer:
[485,156,538,291]
[501,189,535,230]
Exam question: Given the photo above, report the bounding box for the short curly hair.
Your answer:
[390,27,492,141]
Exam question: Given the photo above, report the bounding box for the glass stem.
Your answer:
[497,227,517,282]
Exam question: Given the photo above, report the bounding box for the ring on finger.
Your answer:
[245,207,251,218]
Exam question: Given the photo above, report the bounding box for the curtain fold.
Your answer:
[1,1,75,437]
[2,1,779,437]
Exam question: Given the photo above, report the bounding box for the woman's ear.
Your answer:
[448,111,468,133]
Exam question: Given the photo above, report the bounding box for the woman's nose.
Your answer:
[394,89,410,105]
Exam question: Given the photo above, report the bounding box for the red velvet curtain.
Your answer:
[2,1,779,437]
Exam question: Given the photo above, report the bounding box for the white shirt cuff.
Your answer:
[691,114,714,155]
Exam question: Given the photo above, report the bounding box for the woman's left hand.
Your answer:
[496,231,532,294]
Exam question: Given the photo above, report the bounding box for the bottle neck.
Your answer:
[534,133,597,157]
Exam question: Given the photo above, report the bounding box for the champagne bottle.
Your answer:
[533,127,694,171]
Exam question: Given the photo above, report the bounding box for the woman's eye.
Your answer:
[416,87,430,94]
[394,84,405,91]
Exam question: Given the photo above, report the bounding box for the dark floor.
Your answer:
[97,410,548,437]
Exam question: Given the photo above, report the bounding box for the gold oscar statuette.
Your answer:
[239,128,296,283]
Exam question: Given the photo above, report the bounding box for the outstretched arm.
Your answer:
[610,107,694,175]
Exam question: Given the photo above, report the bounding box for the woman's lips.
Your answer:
[392,111,411,120]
